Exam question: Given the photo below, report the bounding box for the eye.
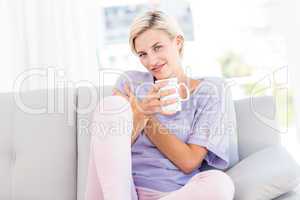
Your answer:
[154,45,162,52]
[138,53,146,58]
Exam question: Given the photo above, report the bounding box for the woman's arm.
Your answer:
[144,116,208,174]
[131,113,148,145]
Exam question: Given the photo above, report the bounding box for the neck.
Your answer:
[173,66,190,85]
[173,65,201,93]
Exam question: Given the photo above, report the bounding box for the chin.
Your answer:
[153,70,174,81]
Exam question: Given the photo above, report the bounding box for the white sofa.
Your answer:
[0,84,300,200]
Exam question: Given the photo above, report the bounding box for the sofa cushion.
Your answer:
[234,96,281,159]
[226,145,300,200]
[0,88,77,200]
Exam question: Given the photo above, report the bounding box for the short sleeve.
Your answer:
[187,86,231,170]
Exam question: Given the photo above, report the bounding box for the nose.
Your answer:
[147,52,159,69]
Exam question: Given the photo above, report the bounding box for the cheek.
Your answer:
[163,50,176,64]
[168,48,181,62]
[168,41,180,55]
[155,49,169,62]
[140,58,150,69]
[164,45,177,58]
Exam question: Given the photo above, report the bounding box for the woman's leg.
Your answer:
[85,138,104,200]
[136,186,169,200]
[158,170,235,200]
[84,96,138,200]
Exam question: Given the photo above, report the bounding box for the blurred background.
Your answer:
[0,0,299,162]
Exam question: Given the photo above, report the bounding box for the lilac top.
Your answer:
[113,70,239,192]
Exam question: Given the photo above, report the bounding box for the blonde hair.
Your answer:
[129,10,185,57]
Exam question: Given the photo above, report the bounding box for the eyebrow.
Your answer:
[137,42,160,54]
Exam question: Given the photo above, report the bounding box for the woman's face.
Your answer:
[134,29,182,80]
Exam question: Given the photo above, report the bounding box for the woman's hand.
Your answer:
[136,81,178,116]
[112,81,177,143]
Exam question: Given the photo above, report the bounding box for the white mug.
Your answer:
[155,77,190,115]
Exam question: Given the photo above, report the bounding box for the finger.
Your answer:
[149,81,169,93]
[135,105,152,115]
[148,98,177,107]
[124,84,132,97]
[143,105,162,115]
[160,98,178,106]
[154,81,169,91]
[159,88,177,98]
[147,99,161,107]
[137,100,158,114]
[125,84,138,102]
[112,88,129,100]
[144,93,160,103]
[150,106,163,114]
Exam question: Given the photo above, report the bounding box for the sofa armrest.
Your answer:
[226,145,300,200]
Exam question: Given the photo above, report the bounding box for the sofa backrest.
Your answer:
[0,84,280,200]
[234,96,281,159]
[0,88,77,200]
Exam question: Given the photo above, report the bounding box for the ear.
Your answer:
[175,35,184,51]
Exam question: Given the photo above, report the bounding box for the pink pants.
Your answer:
[84,96,235,200]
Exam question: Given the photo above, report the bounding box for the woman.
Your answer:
[85,10,237,200]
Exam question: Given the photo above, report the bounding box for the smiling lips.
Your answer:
[152,63,165,73]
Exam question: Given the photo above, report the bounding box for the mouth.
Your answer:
[152,63,166,73]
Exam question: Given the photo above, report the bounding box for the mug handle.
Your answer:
[178,82,190,101]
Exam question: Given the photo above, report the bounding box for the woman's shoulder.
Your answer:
[194,77,227,95]
[192,77,227,105]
